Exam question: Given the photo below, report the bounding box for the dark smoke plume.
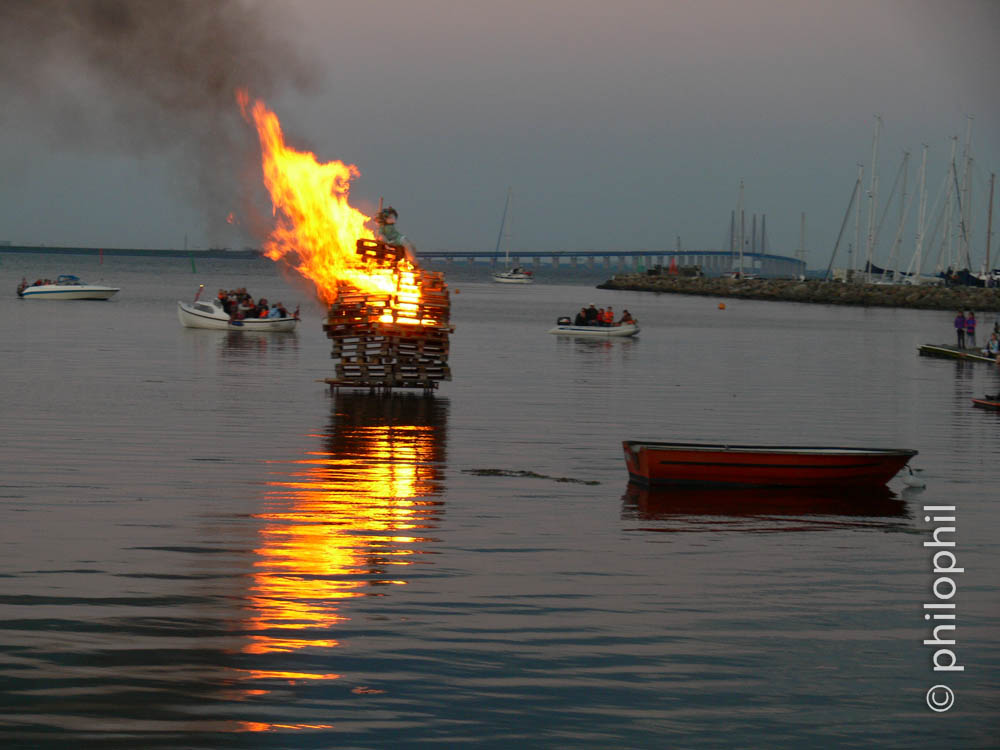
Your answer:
[0,0,316,246]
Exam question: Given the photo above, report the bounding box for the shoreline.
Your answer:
[597,274,1000,312]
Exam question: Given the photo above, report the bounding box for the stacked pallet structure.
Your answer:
[323,239,452,391]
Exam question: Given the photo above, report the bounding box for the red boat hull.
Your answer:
[972,399,1000,410]
[622,482,906,519]
[623,441,917,488]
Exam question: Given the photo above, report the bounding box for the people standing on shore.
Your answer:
[966,311,977,348]
[954,311,966,349]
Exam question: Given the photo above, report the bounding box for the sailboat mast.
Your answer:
[850,164,864,276]
[864,115,882,281]
[941,137,957,270]
[986,172,995,276]
[910,145,929,279]
[798,212,806,267]
[824,171,863,280]
[888,150,910,282]
[729,210,735,258]
[493,187,512,267]
[736,180,745,276]
[959,115,973,269]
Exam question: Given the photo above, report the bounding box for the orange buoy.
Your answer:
[718,302,726,310]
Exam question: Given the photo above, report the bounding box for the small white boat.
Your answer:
[491,188,534,284]
[548,322,640,337]
[17,274,119,300]
[492,267,534,284]
[177,298,298,332]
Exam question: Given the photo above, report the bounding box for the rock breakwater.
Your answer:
[597,275,1000,311]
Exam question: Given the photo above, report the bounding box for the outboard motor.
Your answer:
[556,316,572,326]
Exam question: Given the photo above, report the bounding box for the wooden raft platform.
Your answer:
[918,344,997,364]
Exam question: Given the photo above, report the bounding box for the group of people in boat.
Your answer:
[17,278,53,294]
[569,304,636,327]
[217,288,294,320]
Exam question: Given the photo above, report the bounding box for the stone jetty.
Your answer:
[597,274,1000,312]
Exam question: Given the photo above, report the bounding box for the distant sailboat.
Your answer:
[492,187,533,284]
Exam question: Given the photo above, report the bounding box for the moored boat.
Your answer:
[177,298,298,332]
[549,322,639,337]
[623,440,917,488]
[492,267,534,284]
[972,395,1000,410]
[490,189,534,284]
[918,344,995,363]
[17,275,119,300]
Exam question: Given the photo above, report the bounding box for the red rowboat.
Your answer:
[623,441,917,488]
[972,396,1000,410]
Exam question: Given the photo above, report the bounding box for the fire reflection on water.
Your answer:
[240,393,447,681]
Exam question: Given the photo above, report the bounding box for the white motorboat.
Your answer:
[177,298,298,332]
[17,274,119,300]
[548,322,640,337]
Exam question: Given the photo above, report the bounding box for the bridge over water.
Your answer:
[416,249,806,278]
[1,244,806,278]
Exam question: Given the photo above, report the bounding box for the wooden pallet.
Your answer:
[322,244,452,390]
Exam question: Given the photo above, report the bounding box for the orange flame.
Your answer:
[238,89,402,304]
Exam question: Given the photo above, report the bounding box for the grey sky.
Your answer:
[1,0,998,270]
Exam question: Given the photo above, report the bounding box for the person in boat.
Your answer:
[573,307,587,326]
[602,306,615,326]
[954,311,966,349]
[618,309,635,325]
[965,311,976,348]
[376,206,418,264]
[584,304,599,325]
[983,332,1000,357]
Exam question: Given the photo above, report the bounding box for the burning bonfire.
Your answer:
[239,91,452,391]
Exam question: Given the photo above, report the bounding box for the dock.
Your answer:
[918,344,997,363]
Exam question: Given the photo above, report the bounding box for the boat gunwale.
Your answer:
[20,285,119,297]
[549,323,640,335]
[623,440,917,457]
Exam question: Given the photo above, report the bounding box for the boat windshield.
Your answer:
[56,275,82,285]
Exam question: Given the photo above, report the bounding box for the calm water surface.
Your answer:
[1,254,998,748]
